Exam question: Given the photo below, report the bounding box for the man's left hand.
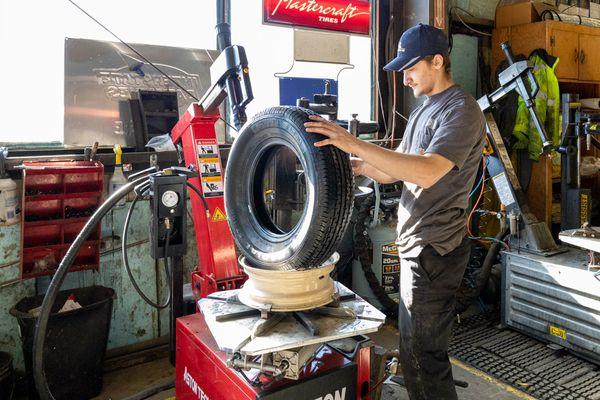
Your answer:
[304,115,358,154]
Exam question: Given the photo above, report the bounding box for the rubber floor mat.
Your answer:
[449,313,600,400]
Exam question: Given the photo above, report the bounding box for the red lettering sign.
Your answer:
[263,0,371,35]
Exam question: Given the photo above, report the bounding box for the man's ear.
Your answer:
[432,54,445,71]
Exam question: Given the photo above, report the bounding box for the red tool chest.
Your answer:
[20,161,104,279]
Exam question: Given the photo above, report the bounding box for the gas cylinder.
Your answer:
[352,183,400,310]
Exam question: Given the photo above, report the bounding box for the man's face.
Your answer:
[402,57,440,97]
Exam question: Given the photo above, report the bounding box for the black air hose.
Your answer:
[354,193,399,318]
[186,182,210,216]
[33,177,148,400]
[123,195,171,309]
[474,227,509,296]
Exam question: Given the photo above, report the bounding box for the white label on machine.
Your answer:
[199,158,222,176]
[196,139,224,197]
[197,143,218,156]
[202,177,224,197]
[492,172,516,207]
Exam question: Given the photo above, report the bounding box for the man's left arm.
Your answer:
[306,102,484,188]
[304,117,455,189]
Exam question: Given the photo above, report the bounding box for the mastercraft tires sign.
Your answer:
[263,0,371,35]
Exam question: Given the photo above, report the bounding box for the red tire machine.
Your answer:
[169,5,386,400]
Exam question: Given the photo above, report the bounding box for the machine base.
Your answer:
[175,313,371,400]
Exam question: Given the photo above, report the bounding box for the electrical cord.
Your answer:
[371,27,388,136]
[186,182,210,217]
[33,176,149,400]
[467,157,487,238]
[449,6,493,37]
[466,157,510,250]
[468,157,487,198]
[66,0,199,102]
[122,195,171,309]
[66,0,239,136]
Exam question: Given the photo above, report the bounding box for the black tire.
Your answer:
[224,106,354,270]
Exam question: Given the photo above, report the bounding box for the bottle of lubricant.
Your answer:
[109,144,127,207]
[0,147,19,225]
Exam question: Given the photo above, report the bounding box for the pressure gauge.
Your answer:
[161,190,179,208]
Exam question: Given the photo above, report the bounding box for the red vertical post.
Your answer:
[171,103,244,297]
[356,345,372,400]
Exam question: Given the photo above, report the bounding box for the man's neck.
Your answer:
[428,76,455,97]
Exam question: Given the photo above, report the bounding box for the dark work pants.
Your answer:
[398,237,470,400]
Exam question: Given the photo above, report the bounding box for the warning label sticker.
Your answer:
[199,158,222,176]
[491,172,516,207]
[197,142,218,156]
[202,176,224,197]
[381,242,400,294]
[211,207,227,222]
[196,139,224,197]
[549,325,567,340]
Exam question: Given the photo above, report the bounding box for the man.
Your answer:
[304,23,485,399]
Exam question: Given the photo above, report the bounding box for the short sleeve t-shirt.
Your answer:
[396,85,485,258]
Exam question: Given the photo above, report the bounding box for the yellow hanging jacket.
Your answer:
[512,50,560,160]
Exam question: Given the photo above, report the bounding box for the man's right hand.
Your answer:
[351,157,366,176]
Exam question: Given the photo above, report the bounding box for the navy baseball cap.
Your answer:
[384,23,449,72]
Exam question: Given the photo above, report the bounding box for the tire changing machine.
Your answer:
[168,16,386,400]
[478,43,600,364]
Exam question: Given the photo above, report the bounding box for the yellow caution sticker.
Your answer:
[212,207,227,222]
[549,325,567,340]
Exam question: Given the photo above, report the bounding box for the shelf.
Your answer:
[22,264,99,279]
[24,191,102,202]
[20,160,104,280]
[24,216,92,227]
[23,240,100,251]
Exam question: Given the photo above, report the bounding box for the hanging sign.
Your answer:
[434,0,446,30]
[263,0,371,35]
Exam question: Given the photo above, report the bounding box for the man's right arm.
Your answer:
[353,158,399,183]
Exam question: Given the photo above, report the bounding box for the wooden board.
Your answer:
[579,34,600,82]
[550,28,579,80]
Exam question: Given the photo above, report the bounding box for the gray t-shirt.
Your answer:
[396,85,485,258]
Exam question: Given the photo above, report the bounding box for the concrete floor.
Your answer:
[92,357,174,400]
[93,321,533,400]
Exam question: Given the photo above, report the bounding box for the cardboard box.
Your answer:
[592,3,600,19]
[558,4,590,17]
[496,1,557,27]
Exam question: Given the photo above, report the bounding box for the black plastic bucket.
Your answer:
[0,351,14,399]
[10,285,115,400]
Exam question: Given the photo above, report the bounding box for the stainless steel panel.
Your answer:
[502,249,600,363]
[64,38,220,147]
[199,282,386,356]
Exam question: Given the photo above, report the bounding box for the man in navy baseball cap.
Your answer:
[384,23,452,98]
[384,23,450,72]
[304,24,485,400]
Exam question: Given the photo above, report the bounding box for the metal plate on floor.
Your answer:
[450,313,600,400]
[198,282,386,356]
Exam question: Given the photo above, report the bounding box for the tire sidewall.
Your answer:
[225,110,320,269]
